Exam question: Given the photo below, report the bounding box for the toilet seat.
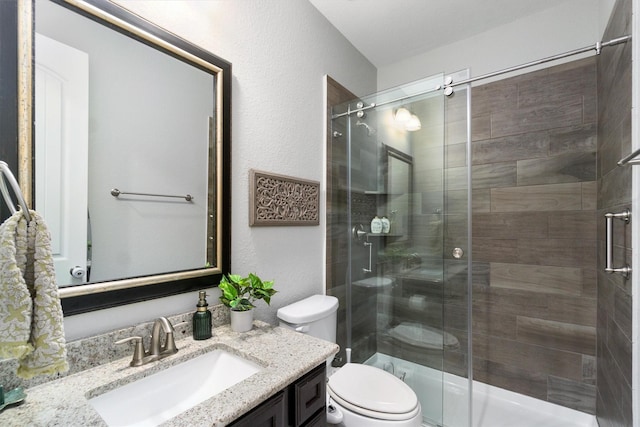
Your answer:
[327,363,420,421]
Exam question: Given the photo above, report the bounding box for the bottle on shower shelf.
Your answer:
[381,216,390,233]
[371,216,383,234]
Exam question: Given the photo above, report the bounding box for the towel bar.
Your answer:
[110,188,193,202]
[618,147,640,166]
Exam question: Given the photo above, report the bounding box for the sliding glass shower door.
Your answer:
[330,71,471,427]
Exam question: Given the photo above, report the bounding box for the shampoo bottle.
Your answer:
[371,216,383,234]
[193,291,212,340]
[381,216,390,233]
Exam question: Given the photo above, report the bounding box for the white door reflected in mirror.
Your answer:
[35,33,89,287]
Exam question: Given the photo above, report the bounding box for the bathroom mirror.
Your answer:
[384,145,413,240]
[10,0,231,314]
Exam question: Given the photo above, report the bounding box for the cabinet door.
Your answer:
[293,364,326,427]
[229,391,285,427]
[302,409,326,427]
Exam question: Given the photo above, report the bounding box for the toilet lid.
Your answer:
[327,363,418,418]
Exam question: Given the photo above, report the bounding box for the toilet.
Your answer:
[277,295,423,427]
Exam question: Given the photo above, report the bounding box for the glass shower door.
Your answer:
[331,71,471,427]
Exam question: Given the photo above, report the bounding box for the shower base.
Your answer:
[362,353,598,427]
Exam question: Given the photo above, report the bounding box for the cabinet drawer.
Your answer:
[293,364,326,427]
[229,391,285,427]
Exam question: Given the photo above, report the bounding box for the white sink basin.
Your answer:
[88,349,262,427]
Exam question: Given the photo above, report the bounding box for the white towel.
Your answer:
[0,209,68,379]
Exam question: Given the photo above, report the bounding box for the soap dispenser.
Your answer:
[193,291,212,340]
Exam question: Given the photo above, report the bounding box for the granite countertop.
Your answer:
[0,321,339,427]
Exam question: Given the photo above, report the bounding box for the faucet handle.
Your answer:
[115,336,146,367]
[163,321,188,355]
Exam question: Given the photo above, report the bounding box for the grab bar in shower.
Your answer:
[363,241,373,273]
[110,188,193,202]
[605,209,631,278]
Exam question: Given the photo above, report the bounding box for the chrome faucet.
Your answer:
[116,317,182,367]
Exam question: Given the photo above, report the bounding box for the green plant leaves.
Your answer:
[217,273,277,311]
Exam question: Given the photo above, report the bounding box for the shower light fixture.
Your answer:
[405,114,422,131]
[394,107,412,123]
[394,107,421,131]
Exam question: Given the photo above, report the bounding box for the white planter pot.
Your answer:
[230,309,254,332]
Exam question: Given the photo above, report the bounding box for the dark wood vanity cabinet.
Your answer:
[229,363,326,427]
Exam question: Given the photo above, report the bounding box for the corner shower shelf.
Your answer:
[367,233,403,238]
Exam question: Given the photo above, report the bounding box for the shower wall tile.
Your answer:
[516,152,596,185]
[516,238,596,268]
[472,82,518,115]
[582,268,597,298]
[516,62,595,109]
[489,262,583,296]
[446,142,467,168]
[596,0,633,422]
[447,118,468,145]
[546,295,597,327]
[473,212,548,239]
[472,132,548,165]
[548,211,596,239]
[470,56,598,414]
[614,288,632,337]
[472,238,517,263]
[471,115,491,141]
[547,375,596,414]
[490,182,583,212]
[547,124,597,156]
[471,162,517,189]
[516,316,596,355]
[581,182,597,210]
[473,287,548,319]
[445,189,468,214]
[472,308,517,339]
[582,355,597,384]
[490,96,584,139]
[471,189,491,212]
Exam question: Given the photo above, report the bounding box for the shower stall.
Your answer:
[328,71,472,427]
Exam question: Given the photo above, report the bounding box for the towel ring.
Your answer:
[0,161,31,222]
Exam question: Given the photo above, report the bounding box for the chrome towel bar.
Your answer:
[618,147,640,166]
[605,209,631,278]
[110,188,193,202]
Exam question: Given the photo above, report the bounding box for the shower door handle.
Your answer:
[605,209,631,278]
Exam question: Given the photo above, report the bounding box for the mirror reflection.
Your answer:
[34,0,219,288]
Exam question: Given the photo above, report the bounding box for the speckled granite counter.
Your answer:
[0,322,338,427]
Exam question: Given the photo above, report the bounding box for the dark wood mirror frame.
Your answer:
[0,0,231,316]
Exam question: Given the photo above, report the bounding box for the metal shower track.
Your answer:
[331,35,631,119]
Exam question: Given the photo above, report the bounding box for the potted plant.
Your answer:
[218,273,277,332]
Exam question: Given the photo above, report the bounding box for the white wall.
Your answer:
[378,0,612,90]
[64,0,376,340]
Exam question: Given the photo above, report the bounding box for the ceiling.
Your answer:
[308,0,576,67]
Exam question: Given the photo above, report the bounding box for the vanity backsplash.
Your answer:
[0,304,229,391]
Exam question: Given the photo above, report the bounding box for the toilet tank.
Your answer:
[276,295,338,343]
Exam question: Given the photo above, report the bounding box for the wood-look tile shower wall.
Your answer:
[595,0,632,425]
[470,57,598,413]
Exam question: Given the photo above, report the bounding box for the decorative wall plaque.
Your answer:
[249,169,320,226]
